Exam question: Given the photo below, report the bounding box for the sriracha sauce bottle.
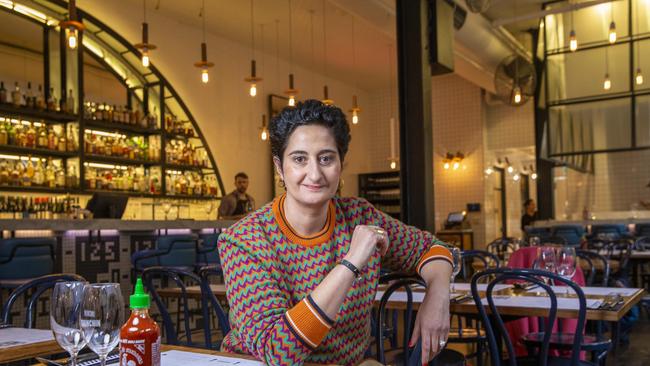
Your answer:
[119,278,160,366]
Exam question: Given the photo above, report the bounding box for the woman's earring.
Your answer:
[279,179,286,189]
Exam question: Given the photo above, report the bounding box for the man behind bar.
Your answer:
[218,172,256,220]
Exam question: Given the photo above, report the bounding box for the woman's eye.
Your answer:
[293,156,306,164]
[319,155,333,165]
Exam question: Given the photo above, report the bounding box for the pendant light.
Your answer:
[244,0,262,96]
[603,47,611,90]
[636,0,644,86]
[349,17,361,124]
[608,4,617,44]
[59,0,84,50]
[284,0,299,106]
[134,0,156,67]
[260,114,269,141]
[193,0,214,84]
[569,8,577,52]
[321,0,333,105]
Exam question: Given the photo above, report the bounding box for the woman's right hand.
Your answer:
[344,225,389,269]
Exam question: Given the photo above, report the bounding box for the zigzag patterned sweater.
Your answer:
[217,195,452,365]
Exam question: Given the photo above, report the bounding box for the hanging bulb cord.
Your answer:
[143,0,147,23]
[288,0,293,73]
[275,20,280,79]
[322,0,328,81]
[250,0,255,60]
[351,17,357,90]
[201,0,206,44]
[310,10,315,94]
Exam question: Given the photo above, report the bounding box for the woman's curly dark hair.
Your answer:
[270,99,351,163]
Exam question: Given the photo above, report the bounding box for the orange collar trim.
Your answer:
[272,194,336,247]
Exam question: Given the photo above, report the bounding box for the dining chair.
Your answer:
[486,238,518,261]
[196,232,222,271]
[576,250,610,287]
[198,265,230,349]
[1,273,86,328]
[471,267,598,366]
[142,266,208,347]
[375,277,465,366]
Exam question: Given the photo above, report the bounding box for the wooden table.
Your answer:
[156,284,226,299]
[0,328,61,363]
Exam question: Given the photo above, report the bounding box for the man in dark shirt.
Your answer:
[521,199,538,232]
[218,172,256,220]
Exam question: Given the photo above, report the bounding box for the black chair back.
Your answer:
[486,238,517,261]
[470,268,587,366]
[376,277,423,365]
[576,250,610,287]
[142,267,204,347]
[1,273,86,328]
[460,250,500,282]
[198,265,230,349]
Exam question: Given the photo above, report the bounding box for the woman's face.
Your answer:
[275,124,342,207]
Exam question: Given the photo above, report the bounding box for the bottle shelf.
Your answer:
[0,185,70,194]
[164,131,198,140]
[163,163,210,172]
[84,119,160,135]
[0,145,78,158]
[164,194,218,200]
[84,154,161,167]
[0,103,78,122]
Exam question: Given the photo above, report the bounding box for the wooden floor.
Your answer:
[612,313,650,366]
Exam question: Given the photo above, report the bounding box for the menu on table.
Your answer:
[161,350,263,366]
[0,328,54,349]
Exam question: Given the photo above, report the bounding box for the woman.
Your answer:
[217,100,453,366]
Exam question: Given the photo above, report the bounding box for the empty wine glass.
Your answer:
[449,247,462,293]
[556,247,577,295]
[51,281,88,366]
[162,202,172,220]
[204,202,214,219]
[533,247,557,285]
[80,283,124,366]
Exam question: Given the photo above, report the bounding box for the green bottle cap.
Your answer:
[130,278,150,309]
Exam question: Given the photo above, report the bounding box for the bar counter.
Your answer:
[0,218,235,231]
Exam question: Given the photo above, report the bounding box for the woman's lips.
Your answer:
[303,184,324,191]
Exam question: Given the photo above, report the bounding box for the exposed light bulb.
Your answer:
[66,28,78,49]
[201,69,209,84]
[352,110,359,125]
[443,162,450,170]
[288,95,295,106]
[261,128,268,141]
[390,160,397,170]
[609,21,617,44]
[569,30,577,52]
[485,168,493,175]
[142,51,150,67]
[507,166,514,174]
[603,74,611,90]
[452,162,460,170]
[513,174,521,181]
[249,84,257,97]
[513,85,522,104]
[636,68,644,85]
[531,172,538,180]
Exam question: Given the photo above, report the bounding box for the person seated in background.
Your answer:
[217,100,454,366]
[521,198,538,232]
[218,172,256,220]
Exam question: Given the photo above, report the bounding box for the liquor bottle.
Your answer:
[0,81,6,103]
[48,127,57,150]
[57,133,66,152]
[36,85,45,109]
[25,82,34,108]
[0,121,7,145]
[66,89,75,114]
[56,166,65,188]
[0,161,9,186]
[33,159,44,186]
[6,122,15,146]
[12,82,22,107]
[26,124,36,148]
[45,158,56,188]
[25,157,34,187]
[37,125,48,148]
[47,88,57,111]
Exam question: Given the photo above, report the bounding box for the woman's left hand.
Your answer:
[409,270,451,365]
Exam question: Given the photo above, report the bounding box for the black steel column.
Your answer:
[396,0,434,232]
[531,27,554,219]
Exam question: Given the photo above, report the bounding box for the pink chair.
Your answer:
[506,246,586,357]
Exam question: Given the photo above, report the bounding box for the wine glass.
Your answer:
[51,281,88,366]
[556,247,577,295]
[204,202,214,219]
[529,236,541,247]
[449,247,462,293]
[533,247,557,285]
[80,283,124,366]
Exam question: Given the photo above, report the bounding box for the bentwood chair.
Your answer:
[486,238,518,262]
[1,273,85,328]
[198,265,230,349]
[142,267,207,347]
[375,277,465,366]
[471,268,599,366]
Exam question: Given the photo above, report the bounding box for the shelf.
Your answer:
[0,145,78,159]
[84,189,161,198]
[83,119,161,135]
[164,131,198,140]
[366,197,401,204]
[0,185,70,194]
[164,163,210,172]
[364,182,400,189]
[163,194,218,200]
[0,103,78,122]
[84,154,161,167]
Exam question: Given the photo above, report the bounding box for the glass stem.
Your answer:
[70,351,78,366]
[100,354,107,366]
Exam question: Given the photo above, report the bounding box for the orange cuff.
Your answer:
[416,245,453,274]
[284,295,334,349]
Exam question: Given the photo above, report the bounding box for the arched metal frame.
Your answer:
[0,0,225,198]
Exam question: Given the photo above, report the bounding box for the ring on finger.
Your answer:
[438,339,447,348]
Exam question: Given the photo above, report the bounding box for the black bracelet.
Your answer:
[339,259,362,279]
